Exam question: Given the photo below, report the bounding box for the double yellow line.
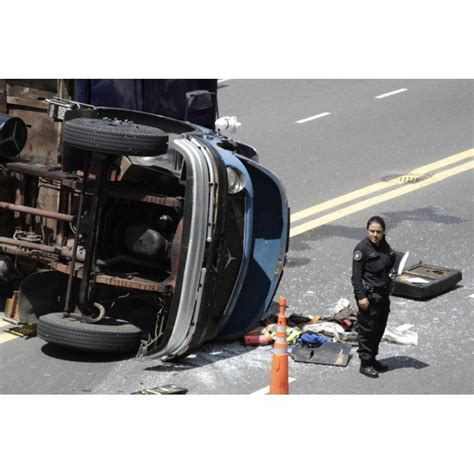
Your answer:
[290,149,474,238]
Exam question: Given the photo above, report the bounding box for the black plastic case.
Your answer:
[392,262,462,300]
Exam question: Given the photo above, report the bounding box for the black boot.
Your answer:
[359,365,379,378]
[373,360,389,372]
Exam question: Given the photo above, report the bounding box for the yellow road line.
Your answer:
[0,320,10,329]
[410,148,474,175]
[290,160,473,238]
[0,332,18,344]
[291,148,474,223]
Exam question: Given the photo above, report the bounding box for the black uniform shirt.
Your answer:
[351,237,395,300]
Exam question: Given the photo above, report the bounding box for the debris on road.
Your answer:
[302,321,346,339]
[5,323,37,338]
[291,342,352,366]
[295,331,331,347]
[243,327,273,346]
[132,384,188,395]
[266,324,302,345]
[261,312,313,327]
[341,319,353,331]
[392,262,462,300]
[259,297,419,368]
[244,311,315,346]
[383,324,418,346]
[332,298,351,314]
[259,299,360,350]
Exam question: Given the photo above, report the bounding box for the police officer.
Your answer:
[351,216,395,378]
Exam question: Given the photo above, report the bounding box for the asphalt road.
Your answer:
[0,79,472,394]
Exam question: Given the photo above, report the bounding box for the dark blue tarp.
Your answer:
[75,79,218,129]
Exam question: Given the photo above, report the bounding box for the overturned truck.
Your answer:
[0,80,289,359]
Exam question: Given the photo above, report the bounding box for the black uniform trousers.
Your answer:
[357,296,390,366]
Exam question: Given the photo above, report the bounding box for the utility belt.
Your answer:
[363,282,392,302]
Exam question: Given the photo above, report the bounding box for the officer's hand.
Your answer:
[358,298,369,311]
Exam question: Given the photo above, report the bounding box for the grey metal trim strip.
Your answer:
[175,267,207,357]
[191,137,217,243]
[155,138,210,357]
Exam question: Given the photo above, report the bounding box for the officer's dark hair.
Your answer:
[366,215,386,231]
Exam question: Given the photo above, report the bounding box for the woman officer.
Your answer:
[351,216,395,378]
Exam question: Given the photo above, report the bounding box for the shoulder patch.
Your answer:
[353,250,363,262]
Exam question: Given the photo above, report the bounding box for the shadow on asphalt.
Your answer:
[39,299,281,369]
[143,341,260,372]
[144,302,279,372]
[286,256,312,268]
[381,356,429,371]
[40,343,134,363]
[290,206,465,253]
[393,284,463,302]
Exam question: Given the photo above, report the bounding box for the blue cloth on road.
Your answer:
[296,331,331,347]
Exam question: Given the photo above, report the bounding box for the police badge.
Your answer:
[353,250,363,261]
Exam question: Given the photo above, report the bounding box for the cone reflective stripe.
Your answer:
[269,296,289,394]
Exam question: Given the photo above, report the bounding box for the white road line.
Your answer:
[375,88,408,99]
[250,377,296,395]
[296,112,331,124]
[217,79,232,83]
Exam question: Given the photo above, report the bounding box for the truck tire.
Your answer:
[62,117,168,156]
[38,312,142,354]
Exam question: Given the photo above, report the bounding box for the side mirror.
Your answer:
[185,90,214,112]
[0,114,28,158]
[184,90,219,129]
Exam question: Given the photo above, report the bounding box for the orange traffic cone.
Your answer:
[269,296,289,394]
